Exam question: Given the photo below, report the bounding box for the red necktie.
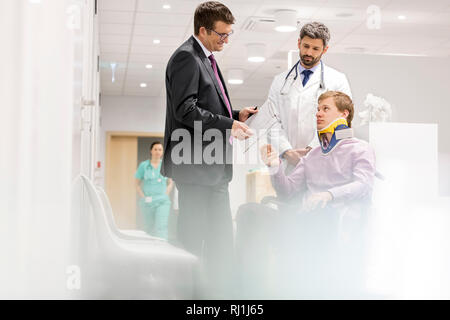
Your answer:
[208,54,232,118]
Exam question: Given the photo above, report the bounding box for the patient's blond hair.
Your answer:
[318,91,354,128]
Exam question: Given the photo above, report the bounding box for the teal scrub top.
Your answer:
[135,159,168,200]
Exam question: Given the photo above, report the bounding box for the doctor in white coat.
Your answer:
[264,22,352,167]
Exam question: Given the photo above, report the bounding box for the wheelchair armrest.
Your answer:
[260,196,279,205]
[260,196,300,212]
[375,170,385,181]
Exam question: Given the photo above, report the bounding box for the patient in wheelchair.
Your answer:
[236,91,376,299]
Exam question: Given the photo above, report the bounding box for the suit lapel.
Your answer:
[191,37,232,115]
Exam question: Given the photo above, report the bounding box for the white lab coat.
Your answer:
[264,61,352,154]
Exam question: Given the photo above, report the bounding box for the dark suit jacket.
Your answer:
[161,36,240,186]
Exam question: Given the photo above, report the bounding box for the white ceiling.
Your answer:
[98,0,450,102]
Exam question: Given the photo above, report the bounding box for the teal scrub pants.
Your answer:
[139,195,171,240]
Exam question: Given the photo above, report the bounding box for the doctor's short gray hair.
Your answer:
[299,22,330,47]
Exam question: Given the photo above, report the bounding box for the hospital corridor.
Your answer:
[1,0,450,301]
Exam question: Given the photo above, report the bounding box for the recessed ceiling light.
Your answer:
[248,57,266,63]
[145,64,153,69]
[336,12,354,18]
[275,26,297,32]
[163,4,171,9]
[377,52,427,57]
[28,0,41,3]
[110,62,117,83]
[247,43,266,63]
[345,47,366,54]
[228,69,244,85]
[153,39,161,44]
[398,15,406,20]
[140,83,147,88]
[274,10,298,33]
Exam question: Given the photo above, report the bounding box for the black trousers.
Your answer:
[176,181,235,298]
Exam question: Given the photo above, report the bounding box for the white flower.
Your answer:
[359,93,392,125]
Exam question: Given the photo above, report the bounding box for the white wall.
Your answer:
[98,95,166,186]
[325,54,450,147]
[101,95,166,133]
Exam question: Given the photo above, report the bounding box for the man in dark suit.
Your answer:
[161,1,256,298]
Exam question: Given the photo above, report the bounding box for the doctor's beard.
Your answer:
[300,53,322,68]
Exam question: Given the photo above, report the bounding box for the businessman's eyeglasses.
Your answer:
[208,29,234,41]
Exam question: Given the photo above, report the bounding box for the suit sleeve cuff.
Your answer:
[232,110,240,121]
[216,115,235,131]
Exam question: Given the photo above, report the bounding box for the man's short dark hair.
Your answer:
[150,141,162,151]
[194,1,235,35]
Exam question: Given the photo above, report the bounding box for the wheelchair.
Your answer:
[235,194,371,299]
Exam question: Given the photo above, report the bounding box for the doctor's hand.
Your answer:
[260,144,280,167]
[238,106,259,122]
[303,192,333,212]
[231,120,253,140]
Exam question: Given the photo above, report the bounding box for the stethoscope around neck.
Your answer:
[280,60,326,95]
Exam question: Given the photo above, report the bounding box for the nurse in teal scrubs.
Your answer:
[135,141,173,240]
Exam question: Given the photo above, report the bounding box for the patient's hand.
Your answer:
[260,144,280,167]
[303,192,333,212]
[232,120,253,140]
[294,147,311,158]
[283,148,311,166]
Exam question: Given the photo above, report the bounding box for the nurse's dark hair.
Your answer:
[150,141,162,150]
[194,1,235,35]
[318,91,354,128]
[299,22,330,47]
